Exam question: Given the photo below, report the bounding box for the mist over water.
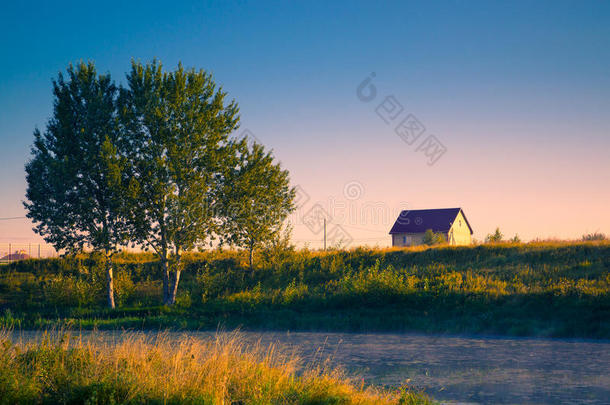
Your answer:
[12,330,610,404]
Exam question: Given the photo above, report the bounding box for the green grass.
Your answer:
[0,329,434,404]
[1,241,609,338]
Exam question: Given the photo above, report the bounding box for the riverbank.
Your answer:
[7,329,610,404]
[1,242,608,338]
[0,329,433,404]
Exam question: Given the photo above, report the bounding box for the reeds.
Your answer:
[0,328,433,404]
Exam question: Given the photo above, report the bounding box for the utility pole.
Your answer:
[8,243,11,264]
[323,218,327,251]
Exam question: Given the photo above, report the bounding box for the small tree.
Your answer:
[24,62,127,309]
[510,234,521,243]
[485,227,503,243]
[219,140,295,269]
[119,61,239,305]
[260,222,295,269]
[422,229,446,245]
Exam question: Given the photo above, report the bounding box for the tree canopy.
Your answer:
[118,61,241,304]
[25,60,295,307]
[25,62,128,308]
[219,139,295,268]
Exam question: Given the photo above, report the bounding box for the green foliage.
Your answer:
[1,242,609,338]
[24,62,127,254]
[399,387,436,405]
[260,223,296,269]
[119,60,240,305]
[219,139,295,267]
[25,60,293,308]
[120,60,240,255]
[422,230,446,245]
[485,227,504,243]
[510,234,521,243]
[24,62,129,308]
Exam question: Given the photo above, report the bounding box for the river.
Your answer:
[10,330,610,404]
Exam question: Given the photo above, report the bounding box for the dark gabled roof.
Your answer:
[389,208,473,235]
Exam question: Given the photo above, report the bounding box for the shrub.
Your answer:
[583,232,606,241]
[1,241,609,337]
[510,234,521,243]
[485,228,503,243]
[422,230,446,245]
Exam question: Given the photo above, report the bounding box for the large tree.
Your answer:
[24,62,127,309]
[119,61,239,305]
[219,139,295,268]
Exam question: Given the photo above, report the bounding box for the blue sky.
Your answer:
[1,0,609,247]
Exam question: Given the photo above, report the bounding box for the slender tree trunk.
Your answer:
[105,251,116,309]
[249,245,254,270]
[168,252,182,305]
[169,268,181,305]
[162,257,170,305]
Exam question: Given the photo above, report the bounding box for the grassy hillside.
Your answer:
[1,241,609,338]
[0,329,433,404]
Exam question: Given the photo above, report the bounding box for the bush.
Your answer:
[485,228,503,243]
[422,230,446,245]
[1,241,609,337]
[583,232,606,241]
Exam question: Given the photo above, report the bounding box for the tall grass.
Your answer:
[0,329,433,404]
[1,241,609,337]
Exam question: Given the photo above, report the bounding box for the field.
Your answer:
[0,241,609,338]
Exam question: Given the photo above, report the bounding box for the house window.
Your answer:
[459,220,462,226]
[402,236,407,244]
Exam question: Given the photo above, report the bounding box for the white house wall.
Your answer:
[448,210,472,245]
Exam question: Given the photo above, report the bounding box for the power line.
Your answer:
[339,223,389,233]
[293,237,389,242]
[0,216,27,221]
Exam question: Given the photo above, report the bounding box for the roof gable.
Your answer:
[389,208,473,235]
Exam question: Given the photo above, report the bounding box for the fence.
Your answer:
[0,242,59,264]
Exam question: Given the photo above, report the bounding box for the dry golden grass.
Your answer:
[0,329,433,404]
[86,239,610,266]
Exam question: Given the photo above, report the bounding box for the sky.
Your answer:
[0,0,609,251]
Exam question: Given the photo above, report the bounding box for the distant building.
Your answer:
[0,250,31,261]
[389,208,473,246]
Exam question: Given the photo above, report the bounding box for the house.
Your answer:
[0,250,30,261]
[389,208,473,246]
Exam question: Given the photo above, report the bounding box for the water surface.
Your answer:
[11,330,610,405]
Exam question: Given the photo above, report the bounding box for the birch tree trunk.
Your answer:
[162,258,170,305]
[168,251,182,305]
[105,251,116,309]
[168,268,181,305]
